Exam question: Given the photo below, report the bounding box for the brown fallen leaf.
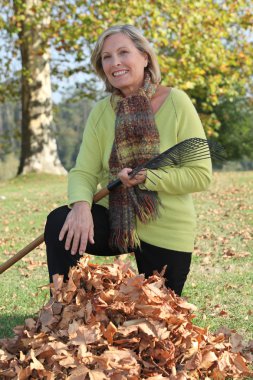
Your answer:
[0,256,252,379]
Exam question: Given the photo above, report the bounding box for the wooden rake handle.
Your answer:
[0,233,45,274]
[0,184,116,275]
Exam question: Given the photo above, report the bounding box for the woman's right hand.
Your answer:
[59,201,94,255]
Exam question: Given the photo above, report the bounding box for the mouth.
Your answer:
[112,70,129,77]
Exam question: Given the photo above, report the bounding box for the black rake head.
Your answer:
[132,138,225,174]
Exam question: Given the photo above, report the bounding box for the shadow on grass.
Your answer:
[0,314,33,339]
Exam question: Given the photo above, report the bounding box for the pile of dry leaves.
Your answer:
[0,256,252,379]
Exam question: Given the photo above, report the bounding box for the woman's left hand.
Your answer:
[118,168,147,188]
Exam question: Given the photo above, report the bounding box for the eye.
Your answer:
[102,55,110,61]
[120,50,129,55]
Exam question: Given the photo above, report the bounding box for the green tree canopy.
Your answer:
[47,0,253,134]
[215,97,253,161]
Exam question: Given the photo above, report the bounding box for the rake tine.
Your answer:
[145,175,156,185]
[159,167,168,173]
[148,169,162,179]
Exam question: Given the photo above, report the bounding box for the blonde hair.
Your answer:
[91,25,161,93]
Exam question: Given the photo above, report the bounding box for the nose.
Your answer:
[111,54,121,67]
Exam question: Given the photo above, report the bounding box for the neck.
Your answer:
[118,78,145,98]
[119,86,141,98]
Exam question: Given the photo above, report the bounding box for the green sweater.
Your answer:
[68,88,212,252]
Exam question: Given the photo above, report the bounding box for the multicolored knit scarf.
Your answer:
[109,72,161,252]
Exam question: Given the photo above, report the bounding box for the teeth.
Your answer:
[113,70,127,77]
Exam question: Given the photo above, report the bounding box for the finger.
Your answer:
[134,170,146,183]
[134,169,146,177]
[119,176,131,187]
[79,232,89,255]
[135,170,145,176]
[71,231,81,255]
[118,168,132,178]
[135,175,145,183]
[59,222,68,241]
[64,229,74,251]
[126,168,133,175]
[88,224,95,245]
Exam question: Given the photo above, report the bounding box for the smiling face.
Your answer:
[101,33,148,97]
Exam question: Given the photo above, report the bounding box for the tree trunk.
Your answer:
[16,0,66,175]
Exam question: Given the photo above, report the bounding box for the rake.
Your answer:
[93,137,224,201]
[0,137,224,274]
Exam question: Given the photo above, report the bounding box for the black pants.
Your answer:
[44,205,192,296]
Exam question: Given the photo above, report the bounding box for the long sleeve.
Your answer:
[140,89,212,194]
[68,107,103,207]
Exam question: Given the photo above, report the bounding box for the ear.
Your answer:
[143,53,148,67]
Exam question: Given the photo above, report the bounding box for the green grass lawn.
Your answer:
[0,171,252,349]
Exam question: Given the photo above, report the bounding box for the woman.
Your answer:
[45,25,212,296]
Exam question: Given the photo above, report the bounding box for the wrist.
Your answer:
[73,201,91,210]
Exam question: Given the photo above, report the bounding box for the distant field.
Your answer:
[0,171,252,345]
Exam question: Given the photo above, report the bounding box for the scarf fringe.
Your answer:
[110,229,141,253]
[131,189,161,223]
